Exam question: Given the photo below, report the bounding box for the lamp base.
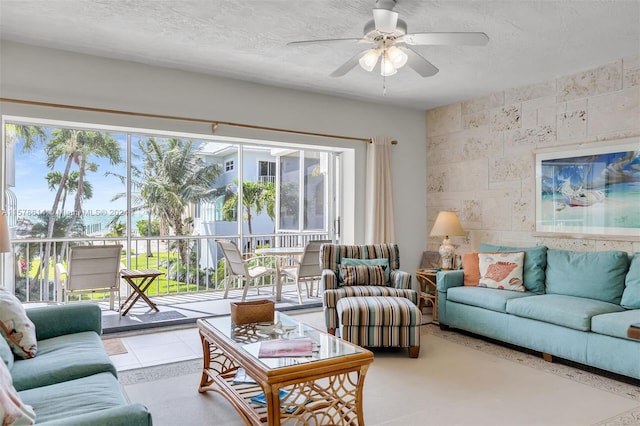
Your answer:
[438,237,456,270]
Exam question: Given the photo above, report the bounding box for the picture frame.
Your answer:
[535,137,640,239]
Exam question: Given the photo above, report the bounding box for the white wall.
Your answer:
[425,55,640,255]
[0,41,428,271]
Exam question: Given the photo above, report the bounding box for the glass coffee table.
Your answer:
[197,312,373,425]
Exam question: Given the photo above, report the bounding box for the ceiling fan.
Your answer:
[288,0,489,78]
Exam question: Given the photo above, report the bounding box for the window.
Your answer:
[258,160,276,183]
[278,151,328,232]
[225,160,234,172]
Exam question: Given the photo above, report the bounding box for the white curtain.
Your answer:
[365,136,395,243]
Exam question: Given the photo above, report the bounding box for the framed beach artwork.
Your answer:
[535,137,640,239]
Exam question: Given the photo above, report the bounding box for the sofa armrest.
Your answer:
[322,269,339,290]
[437,270,464,292]
[390,270,415,292]
[26,304,102,341]
[36,403,152,426]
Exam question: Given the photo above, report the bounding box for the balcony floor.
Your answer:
[100,282,322,334]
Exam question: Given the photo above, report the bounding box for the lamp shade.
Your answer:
[0,212,10,253]
[429,211,465,238]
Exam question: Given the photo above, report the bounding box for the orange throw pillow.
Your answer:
[462,252,480,286]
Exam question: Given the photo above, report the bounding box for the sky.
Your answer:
[12,130,131,217]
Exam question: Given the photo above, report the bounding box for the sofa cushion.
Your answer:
[478,251,525,291]
[621,253,640,309]
[323,286,419,307]
[341,257,390,282]
[447,286,532,313]
[0,357,36,425]
[506,294,625,331]
[18,372,127,424]
[478,244,547,294]
[591,309,640,341]
[11,331,116,392]
[339,264,386,286]
[546,250,629,304]
[0,290,37,359]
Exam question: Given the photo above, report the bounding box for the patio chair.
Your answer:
[55,244,123,310]
[216,239,277,301]
[279,239,331,304]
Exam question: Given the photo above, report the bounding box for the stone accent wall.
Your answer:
[426,56,640,255]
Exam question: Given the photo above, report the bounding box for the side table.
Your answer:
[119,269,163,316]
[416,268,439,323]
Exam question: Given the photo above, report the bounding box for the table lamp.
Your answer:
[429,211,465,270]
[0,212,10,253]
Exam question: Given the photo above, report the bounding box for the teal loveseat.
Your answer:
[5,303,152,425]
[437,245,640,380]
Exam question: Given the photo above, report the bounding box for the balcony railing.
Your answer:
[9,232,330,303]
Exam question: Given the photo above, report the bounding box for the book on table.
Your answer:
[250,388,310,414]
[258,338,314,358]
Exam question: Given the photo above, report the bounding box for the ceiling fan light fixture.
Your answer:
[386,45,408,69]
[380,57,397,76]
[359,48,381,72]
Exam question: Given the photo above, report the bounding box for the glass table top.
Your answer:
[200,311,364,370]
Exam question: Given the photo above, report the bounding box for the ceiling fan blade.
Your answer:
[400,32,489,46]
[373,8,398,33]
[399,46,439,77]
[330,51,367,77]
[287,38,367,46]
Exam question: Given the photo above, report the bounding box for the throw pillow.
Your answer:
[462,252,480,286]
[478,252,526,292]
[621,253,640,309]
[339,265,387,286]
[478,244,547,294]
[341,258,390,282]
[0,356,36,425]
[0,290,37,359]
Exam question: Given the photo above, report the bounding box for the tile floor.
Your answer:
[108,325,202,371]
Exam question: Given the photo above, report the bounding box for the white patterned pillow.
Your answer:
[478,252,526,292]
[0,290,37,359]
[0,354,36,425]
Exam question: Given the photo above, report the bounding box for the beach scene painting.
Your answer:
[535,138,640,237]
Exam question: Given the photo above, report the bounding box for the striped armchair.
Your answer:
[320,243,418,334]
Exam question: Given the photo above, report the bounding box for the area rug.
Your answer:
[119,359,201,385]
[119,324,640,426]
[129,310,187,323]
[119,325,640,400]
[102,338,127,356]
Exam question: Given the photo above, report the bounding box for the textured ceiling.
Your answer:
[1,0,639,110]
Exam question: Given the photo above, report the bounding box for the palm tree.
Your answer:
[222,180,275,234]
[45,171,94,214]
[135,137,222,265]
[6,124,46,150]
[38,129,122,299]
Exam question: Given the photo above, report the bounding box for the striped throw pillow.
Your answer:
[339,264,387,286]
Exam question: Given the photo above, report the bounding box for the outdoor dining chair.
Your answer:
[216,239,277,302]
[279,239,331,304]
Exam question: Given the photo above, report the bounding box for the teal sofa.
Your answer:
[5,303,152,425]
[437,246,640,380]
